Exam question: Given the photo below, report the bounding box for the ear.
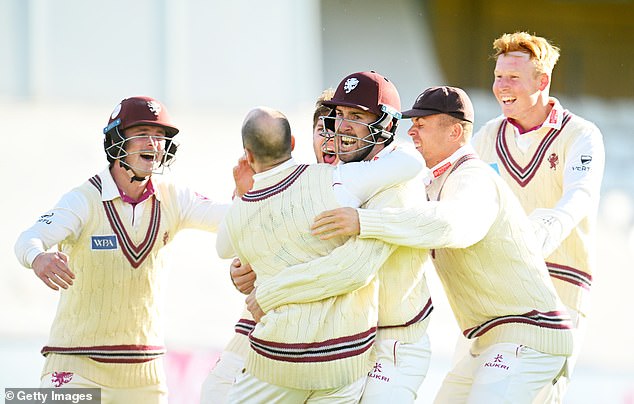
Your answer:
[450,121,465,144]
[244,148,255,166]
[291,134,296,152]
[538,73,550,91]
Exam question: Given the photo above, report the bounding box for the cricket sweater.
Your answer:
[473,98,605,316]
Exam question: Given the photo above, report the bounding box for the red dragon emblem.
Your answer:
[547,153,559,170]
[51,371,74,387]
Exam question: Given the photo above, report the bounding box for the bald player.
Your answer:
[226,71,435,403]
[311,86,574,403]
[199,89,340,404]
[472,31,605,403]
[219,106,423,402]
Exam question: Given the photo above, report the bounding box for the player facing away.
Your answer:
[218,104,424,403]
[14,96,230,404]
[311,86,574,403]
[199,88,340,404]
[472,31,605,403]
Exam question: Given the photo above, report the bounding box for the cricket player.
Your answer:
[208,71,434,403]
[248,71,434,403]
[472,31,605,403]
[199,88,340,404]
[14,96,230,403]
[311,86,574,403]
[219,104,424,402]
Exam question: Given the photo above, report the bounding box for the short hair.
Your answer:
[242,108,292,164]
[492,32,560,76]
[312,88,335,129]
[439,114,474,143]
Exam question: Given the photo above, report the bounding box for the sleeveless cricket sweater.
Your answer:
[432,159,573,355]
[359,157,574,356]
[364,181,433,343]
[41,174,182,387]
[223,164,381,390]
[475,112,598,315]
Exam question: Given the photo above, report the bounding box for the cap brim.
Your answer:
[124,121,179,136]
[322,100,371,112]
[400,108,441,119]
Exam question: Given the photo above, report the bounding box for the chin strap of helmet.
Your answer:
[106,126,151,182]
[121,160,150,182]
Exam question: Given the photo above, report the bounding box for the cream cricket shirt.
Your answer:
[357,145,573,356]
[472,98,605,316]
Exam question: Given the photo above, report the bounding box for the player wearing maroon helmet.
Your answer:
[211,72,434,404]
[15,96,230,403]
[311,86,574,403]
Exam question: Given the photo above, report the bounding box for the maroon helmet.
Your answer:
[320,71,402,159]
[102,96,179,174]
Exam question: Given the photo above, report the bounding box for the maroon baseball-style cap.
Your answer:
[401,86,474,123]
[322,71,401,117]
[103,96,179,136]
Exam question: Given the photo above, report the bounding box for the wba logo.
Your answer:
[91,235,118,250]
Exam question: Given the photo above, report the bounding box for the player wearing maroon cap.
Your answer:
[15,96,230,403]
[311,86,574,403]
[215,72,434,403]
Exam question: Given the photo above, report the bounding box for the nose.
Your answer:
[336,118,353,133]
[148,136,164,147]
[407,124,416,138]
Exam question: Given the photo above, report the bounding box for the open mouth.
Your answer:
[322,147,337,165]
[500,96,516,105]
[140,153,156,161]
[339,135,357,147]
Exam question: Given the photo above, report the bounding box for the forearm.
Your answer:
[358,200,489,249]
[256,238,395,312]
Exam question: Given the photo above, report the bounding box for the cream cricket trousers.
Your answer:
[226,371,366,403]
[361,333,431,403]
[533,307,586,404]
[41,372,167,404]
[200,350,245,404]
[434,342,568,404]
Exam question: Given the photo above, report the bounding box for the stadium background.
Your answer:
[1,1,633,402]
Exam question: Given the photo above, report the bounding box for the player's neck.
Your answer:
[111,163,150,200]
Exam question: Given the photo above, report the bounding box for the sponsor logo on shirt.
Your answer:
[489,162,500,175]
[37,213,54,225]
[572,154,593,172]
[91,235,118,250]
[548,108,558,124]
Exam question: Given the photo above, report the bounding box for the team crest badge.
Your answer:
[147,101,162,116]
[548,153,559,170]
[51,371,74,387]
[343,78,359,93]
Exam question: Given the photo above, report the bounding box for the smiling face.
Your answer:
[312,116,338,165]
[332,105,383,163]
[493,51,549,129]
[120,125,168,177]
[407,115,458,169]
